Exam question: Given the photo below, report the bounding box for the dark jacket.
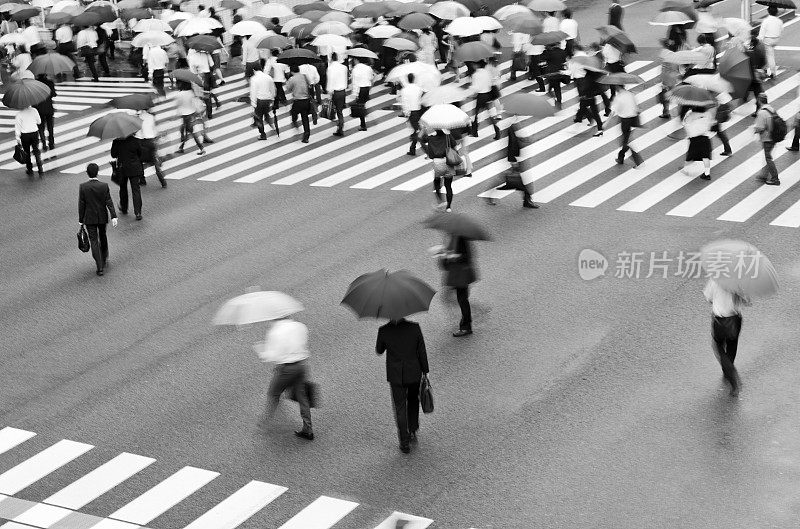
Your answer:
[544,46,567,74]
[746,38,767,74]
[34,77,56,117]
[111,136,144,177]
[424,131,448,158]
[79,178,117,225]
[443,236,477,288]
[376,319,429,385]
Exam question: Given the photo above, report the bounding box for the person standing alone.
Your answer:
[78,163,117,276]
[376,318,430,454]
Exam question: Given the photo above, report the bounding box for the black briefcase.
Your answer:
[13,144,29,165]
[77,225,90,253]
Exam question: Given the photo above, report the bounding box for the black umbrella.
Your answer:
[109,93,156,110]
[423,211,492,241]
[187,35,223,52]
[28,53,75,77]
[277,47,319,65]
[341,269,436,320]
[695,0,724,7]
[2,79,51,109]
[11,7,39,21]
[755,0,795,7]
[171,68,203,85]
[71,11,101,27]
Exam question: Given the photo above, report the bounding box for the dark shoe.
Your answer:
[523,201,539,209]
[787,146,799,152]
[632,154,643,167]
[203,138,214,144]
[161,182,167,188]
[294,430,314,441]
[312,116,318,125]
[409,431,418,444]
[49,142,55,150]
[765,179,781,186]
[659,113,671,119]
[406,150,415,156]
[176,148,185,154]
[616,156,624,165]
[140,178,147,186]
[259,134,267,140]
[493,130,501,140]
[301,138,309,143]
[118,206,127,215]
[593,131,603,137]
[96,269,104,276]
[38,171,44,178]
[26,169,33,176]
[359,126,367,131]
[219,80,225,86]
[720,150,732,156]
[399,443,411,454]
[333,131,344,137]
[453,329,473,337]
[700,174,711,180]
[135,214,143,220]
[534,87,545,93]
[197,150,206,156]
[604,109,611,117]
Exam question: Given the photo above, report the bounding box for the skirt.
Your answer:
[686,135,712,161]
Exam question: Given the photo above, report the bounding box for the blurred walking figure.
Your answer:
[95,24,112,77]
[758,6,783,79]
[753,93,782,186]
[681,106,713,180]
[256,316,315,441]
[145,44,169,97]
[376,318,429,454]
[712,92,733,156]
[135,109,167,187]
[470,60,500,138]
[437,234,477,336]
[249,61,276,140]
[608,0,624,30]
[608,84,643,167]
[34,74,55,151]
[560,9,578,57]
[76,24,100,82]
[787,84,800,151]
[422,129,453,210]
[54,23,80,80]
[400,73,424,155]
[78,163,117,276]
[703,279,746,397]
[173,81,206,156]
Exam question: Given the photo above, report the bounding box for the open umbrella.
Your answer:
[88,111,142,140]
[320,10,352,23]
[366,23,401,37]
[386,61,442,90]
[109,93,155,110]
[329,0,363,11]
[230,19,267,36]
[2,79,50,109]
[398,12,434,29]
[530,30,567,45]
[289,22,316,38]
[700,240,778,298]
[0,3,20,13]
[171,68,203,85]
[423,211,492,241]
[454,41,494,62]
[684,73,734,94]
[500,92,554,116]
[383,37,418,50]
[121,7,153,20]
[117,0,157,9]
[669,84,715,106]
[311,33,350,49]
[0,32,26,46]
[341,269,436,320]
[660,0,697,21]
[428,1,469,20]
[494,4,531,19]
[28,52,75,77]
[421,85,470,106]
[256,34,292,49]
[504,15,542,34]
[474,15,502,31]
[299,9,328,21]
[445,16,483,36]
[649,10,693,25]
[695,0,723,6]
[351,2,390,17]
[131,30,174,47]
[70,10,100,26]
[312,20,352,35]
[259,2,296,18]
[421,103,471,129]
[11,7,40,21]
[755,0,795,7]
[659,49,706,65]
[277,47,319,65]
[347,46,379,59]
[527,0,565,11]
[187,34,223,52]
[86,5,116,23]
[718,46,751,99]
[570,54,606,73]
[50,0,79,12]
[214,291,304,325]
[605,31,637,53]
[44,11,72,24]
[221,0,245,9]
[388,2,429,16]
[282,17,312,33]
[133,18,172,32]
[294,1,330,14]
[722,17,750,36]
[598,72,644,85]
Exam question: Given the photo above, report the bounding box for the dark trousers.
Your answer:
[332,89,346,133]
[152,69,165,97]
[390,381,420,445]
[140,138,166,185]
[20,131,43,173]
[565,39,575,57]
[455,287,471,330]
[742,79,762,107]
[291,99,311,141]
[606,61,624,97]
[528,54,545,91]
[57,43,80,79]
[356,86,370,128]
[657,87,670,116]
[244,60,259,79]
[309,84,319,123]
[408,109,422,152]
[433,174,453,208]
[618,116,642,164]
[98,52,110,76]
[118,172,143,215]
[712,314,742,390]
[576,96,603,131]
[762,141,779,181]
[711,123,731,153]
[267,360,312,433]
[179,114,203,151]
[790,118,800,149]
[85,223,108,272]
[274,82,286,106]
[473,91,498,135]
[38,113,54,149]
[254,99,273,137]
[548,76,562,106]
[83,52,99,80]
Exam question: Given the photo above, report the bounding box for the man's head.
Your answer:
[563,8,572,18]
[289,64,299,73]
[87,163,99,179]
[271,17,279,25]
[407,73,415,84]
[768,6,778,15]
[331,51,338,62]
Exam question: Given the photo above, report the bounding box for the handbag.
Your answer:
[419,374,434,414]
[110,160,122,186]
[320,97,335,120]
[512,51,527,72]
[350,102,365,118]
[13,144,29,165]
[77,225,90,253]
[444,135,462,167]
[288,381,320,408]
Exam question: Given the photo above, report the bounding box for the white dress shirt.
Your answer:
[256,319,310,364]
[511,32,530,53]
[187,49,212,74]
[703,280,740,317]
[242,37,261,63]
[146,46,168,75]
[266,57,288,82]
[299,63,320,85]
[15,107,40,139]
[250,69,276,104]
[602,43,621,63]
[135,111,157,139]
[326,60,348,91]
[351,62,374,95]
[758,15,783,39]
[568,50,588,79]
[692,43,715,69]
[76,28,98,49]
[542,16,559,32]
[400,82,423,115]
[173,89,198,116]
[610,89,638,118]
[471,67,492,94]
[54,25,73,44]
[559,18,578,40]
[22,25,42,46]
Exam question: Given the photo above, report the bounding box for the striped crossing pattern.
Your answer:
[0,426,441,529]
[5,62,800,229]
[0,78,155,134]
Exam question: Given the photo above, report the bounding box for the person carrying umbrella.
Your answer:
[570,47,605,135]
[76,24,101,82]
[544,42,568,111]
[15,105,44,177]
[420,128,455,210]
[608,0,624,31]
[758,6,783,80]
[658,38,682,119]
[601,40,625,98]
[470,60,501,139]
[606,83,643,167]
[703,278,747,397]
[266,49,289,106]
[712,91,733,156]
[418,27,437,65]
[135,108,167,188]
[188,48,221,119]
[34,73,56,152]
[435,232,478,337]
[285,64,313,143]
[685,34,716,78]
[172,80,206,156]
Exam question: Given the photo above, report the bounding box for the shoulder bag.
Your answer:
[444,135,462,167]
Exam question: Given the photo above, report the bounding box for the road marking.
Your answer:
[182,480,287,529]
[108,466,218,525]
[770,195,800,227]
[11,502,73,528]
[718,158,800,222]
[276,496,358,529]
[0,428,36,457]
[374,512,433,528]
[0,440,93,496]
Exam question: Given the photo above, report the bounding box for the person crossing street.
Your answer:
[249,61,277,141]
[78,163,117,277]
[326,52,348,137]
[400,73,424,155]
[285,65,312,143]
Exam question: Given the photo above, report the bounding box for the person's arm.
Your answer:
[753,110,767,134]
[78,186,85,225]
[416,325,429,374]
[14,113,21,142]
[249,77,257,107]
[110,139,119,158]
[375,328,386,355]
[104,184,118,226]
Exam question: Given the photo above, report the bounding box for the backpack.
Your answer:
[765,108,787,142]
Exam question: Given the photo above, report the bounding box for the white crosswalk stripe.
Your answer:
[0,428,453,529]
[6,62,800,229]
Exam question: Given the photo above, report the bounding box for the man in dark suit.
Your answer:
[376,318,430,454]
[78,163,117,276]
[608,0,624,30]
[110,134,144,220]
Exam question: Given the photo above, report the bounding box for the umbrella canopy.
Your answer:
[603,30,636,53]
[422,85,470,106]
[445,16,483,36]
[282,17,312,33]
[329,0,363,11]
[598,72,644,85]
[474,15,502,31]
[428,1,469,20]
[660,49,707,65]
[87,5,116,23]
[398,11,434,29]
[755,0,795,7]
[659,0,697,20]
[300,9,328,21]
[28,52,75,77]
[366,23,401,37]
[421,103,471,128]
[718,46,751,98]
[256,34,292,49]
[121,7,153,20]
[289,22,316,38]
[44,10,72,24]
[494,4,531,19]
[312,20,352,35]
[527,0,565,11]
[504,15,542,34]
[386,61,442,90]
[131,30,174,47]
[70,10,100,26]
[277,47,319,64]
[669,84,715,106]
[696,0,723,6]
[383,36,418,50]
[570,54,606,73]
[187,34,223,52]
[649,10,693,25]
[500,92,554,116]
[0,32,27,45]
[117,0,158,9]
[230,19,267,36]
[388,2,429,16]
[320,10,352,23]
[351,2,390,17]
[50,0,79,12]
[31,0,55,7]
[530,30,567,45]
[454,41,494,62]
[341,269,436,320]
[171,68,203,85]
[684,73,734,94]
[109,93,156,110]
[133,18,172,32]
[213,291,304,325]
[2,79,50,109]
[87,111,142,140]
[176,17,217,36]
[723,17,750,36]
[259,2,296,18]
[11,7,40,21]
[221,0,245,9]
[294,1,330,14]
[423,211,492,241]
[700,240,778,298]
[347,46,379,59]
[0,3,20,13]
[311,33,350,48]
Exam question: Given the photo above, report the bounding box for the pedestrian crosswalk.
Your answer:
[0,426,441,529]
[0,78,155,134]
[4,59,800,229]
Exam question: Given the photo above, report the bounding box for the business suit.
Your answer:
[111,136,144,216]
[34,77,55,150]
[79,178,117,272]
[376,319,429,450]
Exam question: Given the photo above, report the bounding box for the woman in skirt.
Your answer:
[682,106,714,180]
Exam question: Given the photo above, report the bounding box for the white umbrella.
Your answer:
[31,0,55,8]
[164,10,193,22]
[428,1,469,20]
[0,32,28,45]
[133,18,172,32]
[494,4,532,19]
[50,0,79,13]
[175,17,217,36]
[366,24,400,38]
[230,20,266,36]
[475,16,502,31]
[421,104,471,130]
[131,30,174,47]
[386,61,442,91]
[213,291,305,326]
[329,0,363,11]
[282,17,312,33]
[312,20,352,35]
[311,33,350,48]
[723,17,750,37]
[446,16,484,36]
[258,2,295,19]
[685,73,734,93]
